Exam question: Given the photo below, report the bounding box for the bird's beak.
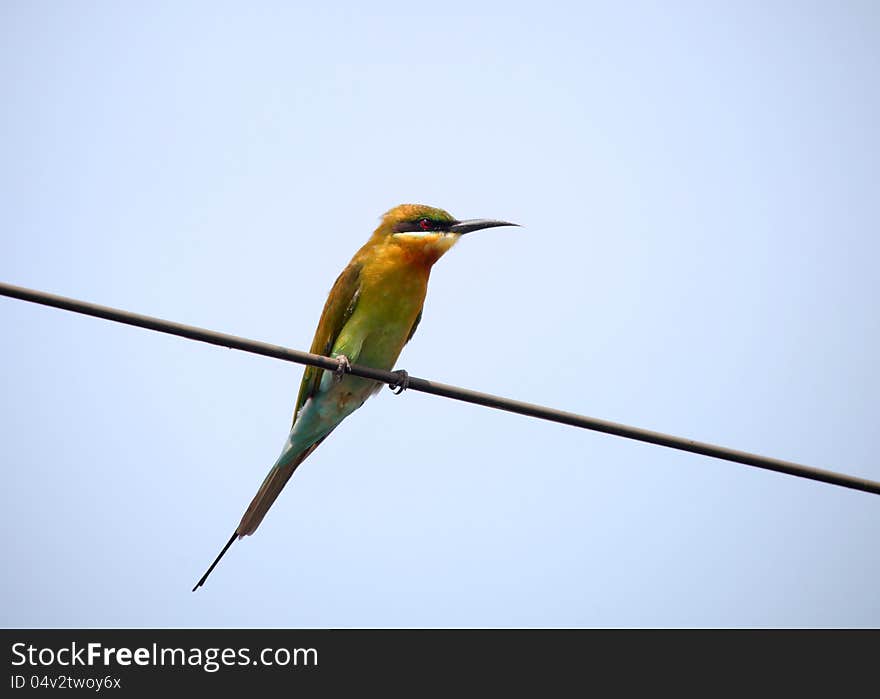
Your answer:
[448,219,520,235]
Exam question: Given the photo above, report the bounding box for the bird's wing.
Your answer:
[405,308,423,344]
[193,260,365,585]
[291,261,363,427]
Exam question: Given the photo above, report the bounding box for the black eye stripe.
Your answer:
[393,218,450,233]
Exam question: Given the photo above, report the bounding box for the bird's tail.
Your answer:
[192,437,327,591]
[237,439,324,536]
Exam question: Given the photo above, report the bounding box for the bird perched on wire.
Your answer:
[193,203,518,589]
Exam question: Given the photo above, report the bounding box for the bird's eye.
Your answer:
[419,218,432,231]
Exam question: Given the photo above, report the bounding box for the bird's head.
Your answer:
[373,203,518,265]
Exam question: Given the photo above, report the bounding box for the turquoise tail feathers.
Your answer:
[193,429,331,591]
[236,433,330,537]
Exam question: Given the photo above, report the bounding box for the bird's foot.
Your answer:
[334,355,351,383]
[388,369,410,395]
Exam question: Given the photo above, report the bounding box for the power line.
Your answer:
[2,280,878,497]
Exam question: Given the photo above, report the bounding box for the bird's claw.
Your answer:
[388,369,410,395]
[334,355,351,383]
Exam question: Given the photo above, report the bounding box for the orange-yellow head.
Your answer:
[371,203,517,266]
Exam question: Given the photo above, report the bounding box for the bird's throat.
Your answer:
[391,231,460,267]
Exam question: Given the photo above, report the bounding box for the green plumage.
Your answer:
[193,203,517,590]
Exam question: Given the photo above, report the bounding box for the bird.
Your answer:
[192,203,518,590]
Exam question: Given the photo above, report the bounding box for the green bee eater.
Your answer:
[193,204,517,590]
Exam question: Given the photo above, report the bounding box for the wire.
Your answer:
[2,280,878,497]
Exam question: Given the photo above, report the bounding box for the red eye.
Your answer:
[419,218,431,230]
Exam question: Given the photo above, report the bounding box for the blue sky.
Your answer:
[2,1,878,627]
